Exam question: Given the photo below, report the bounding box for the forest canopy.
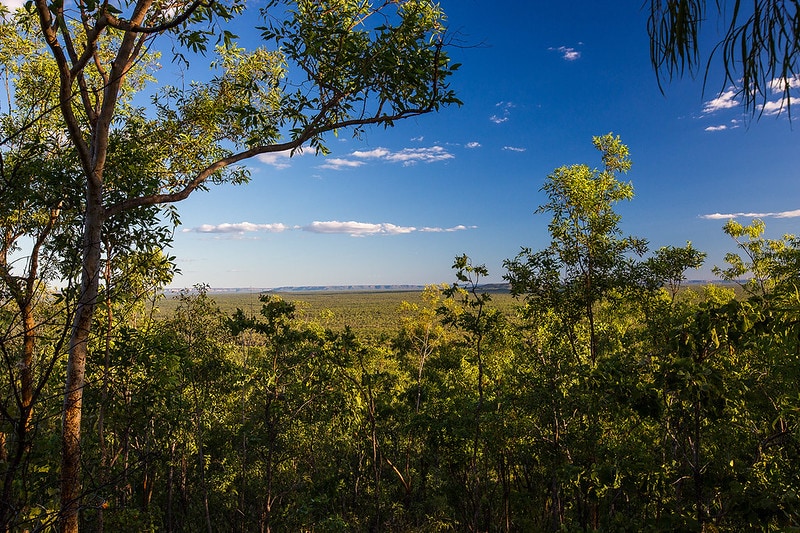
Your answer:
[0,130,798,531]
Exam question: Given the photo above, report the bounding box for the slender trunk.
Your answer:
[59,183,104,533]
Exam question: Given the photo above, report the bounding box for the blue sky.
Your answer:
[5,0,799,288]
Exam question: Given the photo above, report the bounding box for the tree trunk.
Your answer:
[59,183,104,533]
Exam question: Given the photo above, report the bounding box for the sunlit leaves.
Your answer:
[260,0,460,150]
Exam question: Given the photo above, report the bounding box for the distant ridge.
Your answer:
[165,283,513,294]
[270,284,427,293]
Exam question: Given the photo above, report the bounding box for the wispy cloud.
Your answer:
[317,158,365,170]
[184,222,289,234]
[183,220,476,238]
[465,141,482,149]
[257,149,305,169]
[503,146,526,152]
[700,209,800,220]
[549,45,581,61]
[420,225,477,233]
[303,221,475,237]
[490,101,514,124]
[320,146,454,169]
[371,146,454,165]
[303,221,416,236]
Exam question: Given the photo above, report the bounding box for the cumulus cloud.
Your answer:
[768,74,800,93]
[698,78,798,118]
[760,96,799,116]
[321,146,454,169]
[184,222,289,234]
[700,209,800,220]
[702,89,740,114]
[465,141,481,149]
[503,146,526,152]
[549,45,581,61]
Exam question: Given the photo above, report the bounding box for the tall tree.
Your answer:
[2,0,460,530]
[505,133,646,365]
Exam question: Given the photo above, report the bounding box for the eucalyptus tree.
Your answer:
[503,134,660,528]
[2,0,460,529]
[505,133,646,366]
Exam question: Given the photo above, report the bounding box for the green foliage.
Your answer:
[1,22,798,519]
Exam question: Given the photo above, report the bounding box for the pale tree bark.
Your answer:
[59,183,104,533]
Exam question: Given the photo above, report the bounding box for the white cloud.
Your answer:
[321,146,453,168]
[419,225,476,232]
[503,146,526,152]
[302,221,475,236]
[303,221,416,236]
[384,146,454,165]
[549,45,581,61]
[410,136,424,142]
[465,141,481,149]
[490,101,515,124]
[700,209,800,220]
[318,158,365,170]
[256,149,304,169]
[698,78,797,117]
[768,74,800,93]
[704,125,728,131]
[351,147,392,159]
[184,220,477,238]
[184,222,289,234]
[702,89,740,114]
[760,96,799,116]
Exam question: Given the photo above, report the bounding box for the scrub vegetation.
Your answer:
[1,133,798,531]
[1,0,799,529]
